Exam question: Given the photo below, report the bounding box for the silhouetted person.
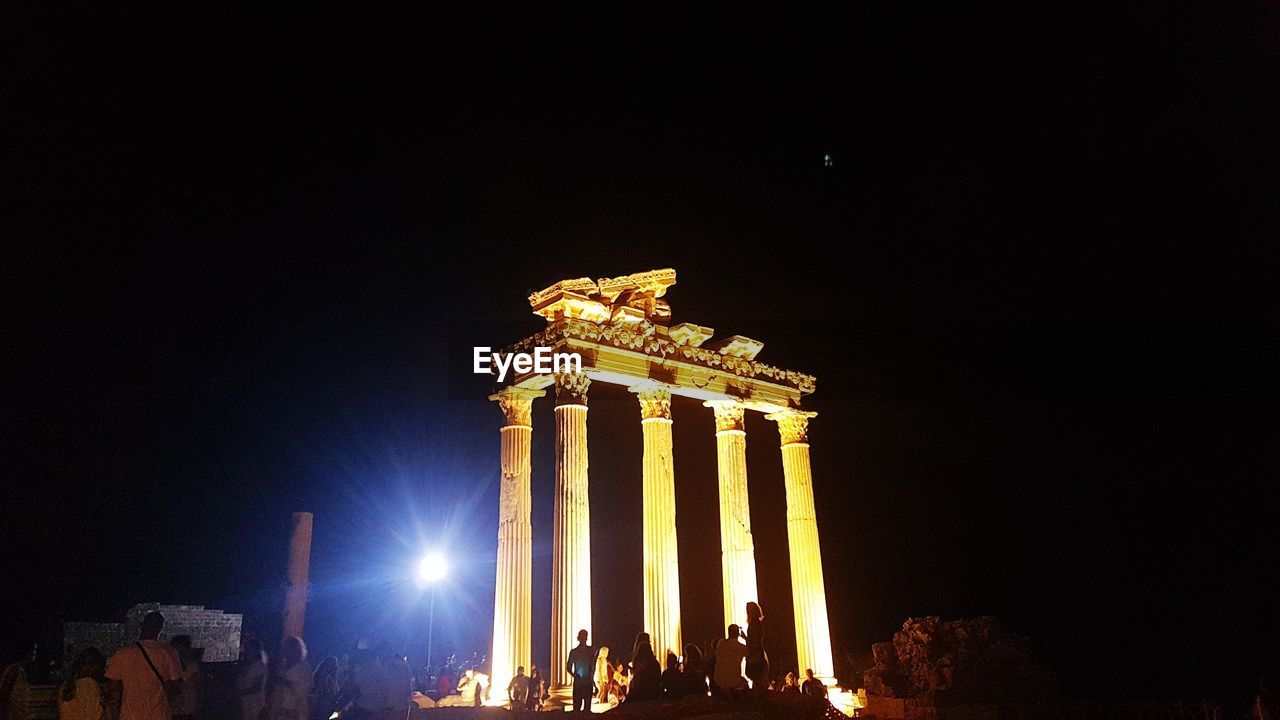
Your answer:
[624,633,660,703]
[168,636,200,720]
[60,647,106,720]
[235,639,267,720]
[309,658,339,720]
[507,666,531,707]
[659,652,682,699]
[377,644,412,711]
[107,611,181,720]
[713,625,747,696]
[264,637,310,720]
[744,602,769,691]
[680,644,707,698]
[526,666,545,711]
[565,630,595,712]
[801,669,827,699]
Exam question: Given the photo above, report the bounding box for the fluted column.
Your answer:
[704,399,759,632]
[550,371,591,694]
[766,409,834,683]
[488,386,543,698]
[630,381,682,661]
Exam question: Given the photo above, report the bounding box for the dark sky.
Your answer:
[6,2,1278,705]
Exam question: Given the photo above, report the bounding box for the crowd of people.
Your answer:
[552,601,829,712]
[7,602,833,720]
[15,612,421,720]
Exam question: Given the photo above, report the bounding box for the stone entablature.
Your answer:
[505,269,817,403]
[501,318,817,397]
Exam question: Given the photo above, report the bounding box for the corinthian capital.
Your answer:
[765,408,818,445]
[703,399,746,432]
[489,386,545,426]
[628,380,673,421]
[553,371,591,406]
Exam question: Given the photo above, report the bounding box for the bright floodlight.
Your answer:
[418,552,448,583]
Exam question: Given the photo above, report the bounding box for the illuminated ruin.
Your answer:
[487,268,834,699]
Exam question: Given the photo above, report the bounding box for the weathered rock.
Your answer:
[862,617,1055,704]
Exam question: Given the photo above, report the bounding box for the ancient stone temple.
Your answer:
[487,268,834,697]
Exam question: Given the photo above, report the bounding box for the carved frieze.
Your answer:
[503,318,816,395]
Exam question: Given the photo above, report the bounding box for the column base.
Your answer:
[827,686,864,718]
[533,690,616,713]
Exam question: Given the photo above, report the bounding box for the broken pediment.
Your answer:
[529,268,677,323]
[703,334,764,360]
[668,322,714,347]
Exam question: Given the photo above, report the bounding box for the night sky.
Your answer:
[7,3,1278,706]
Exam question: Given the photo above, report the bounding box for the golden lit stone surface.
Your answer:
[631,381,682,660]
[550,376,591,694]
[767,409,834,683]
[491,268,837,700]
[488,388,543,695]
[705,399,759,631]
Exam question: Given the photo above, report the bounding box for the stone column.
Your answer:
[550,371,591,694]
[704,399,759,632]
[488,386,543,698]
[630,381,682,661]
[766,409,834,683]
[282,511,313,639]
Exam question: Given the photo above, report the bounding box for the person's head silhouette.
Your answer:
[140,611,165,640]
[576,629,588,645]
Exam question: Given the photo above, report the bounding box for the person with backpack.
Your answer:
[106,612,182,720]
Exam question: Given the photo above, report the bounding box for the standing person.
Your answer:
[800,669,827,699]
[235,640,267,720]
[506,666,530,707]
[263,637,311,720]
[348,644,389,716]
[309,658,339,720]
[106,612,181,720]
[168,635,200,720]
[565,630,595,712]
[168,637,200,720]
[593,647,611,704]
[59,648,106,720]
[712,625,747,697]
[526,666,545,712]
[744,602,769,692]
[376,645,411,712]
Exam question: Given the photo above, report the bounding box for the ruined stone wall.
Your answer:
[63,622,126,662]
[123,604,243,662]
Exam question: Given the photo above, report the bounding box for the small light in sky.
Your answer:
[824,154,833,167]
